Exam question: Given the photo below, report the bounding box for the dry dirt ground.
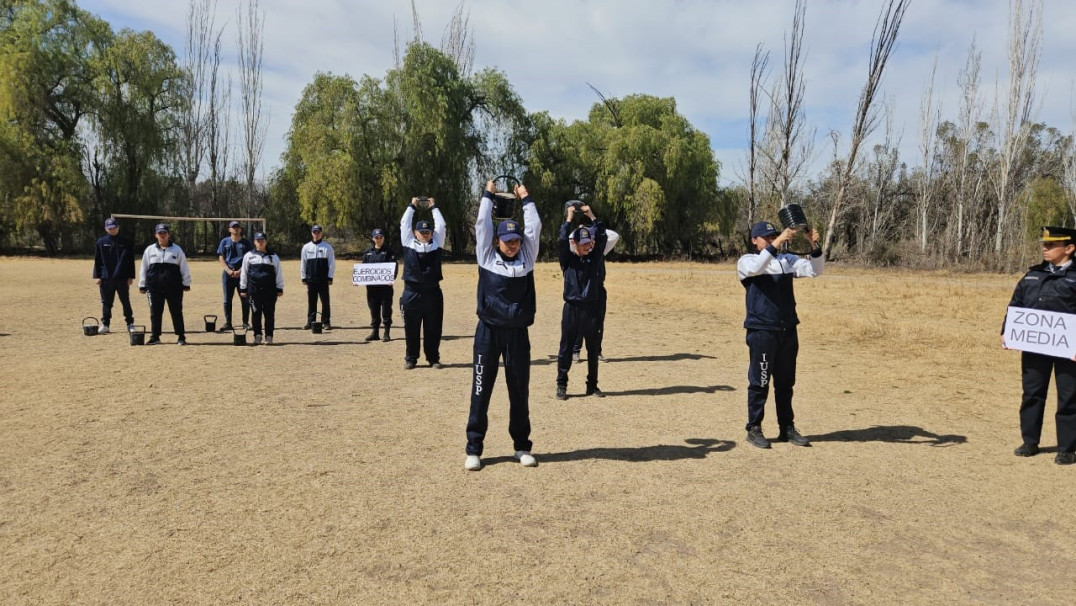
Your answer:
[0,256,1073,605]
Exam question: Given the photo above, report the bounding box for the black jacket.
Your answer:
[1004,262,1076,332]
[558,220,608,304]
[93,234,136,281]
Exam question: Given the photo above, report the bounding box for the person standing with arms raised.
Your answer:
[737,221,823,449]
[300,225,335,330]
[399,197,446,369]
[92,217,136,334]
[465,180,541,471]
[138,223,192,345]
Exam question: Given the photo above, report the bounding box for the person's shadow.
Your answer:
[807,425,967,447]
[603,353,717,363]
[480,438,735,466]
[599,385,735,396]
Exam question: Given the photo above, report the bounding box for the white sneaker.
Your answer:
[464,455,482,471]
[514,451,537,467]
[97,325,110,335]
[265,336,273,345]
[253,335,263,345]
[127,324,136,332]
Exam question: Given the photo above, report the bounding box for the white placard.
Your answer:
[1004,306,1076,359]
[352,262,396,286]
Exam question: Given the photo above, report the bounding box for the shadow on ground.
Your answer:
[807,425,967,447]
[599,385,735,396]
[480,438,736,467]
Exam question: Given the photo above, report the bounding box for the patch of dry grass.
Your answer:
[0,257,1071,605]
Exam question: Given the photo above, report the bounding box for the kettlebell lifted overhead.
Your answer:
[490,175,521,220]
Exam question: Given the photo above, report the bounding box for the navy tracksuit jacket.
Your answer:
[556,220,609,390]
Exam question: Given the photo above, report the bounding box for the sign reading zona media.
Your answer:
[1004,306,1076,359]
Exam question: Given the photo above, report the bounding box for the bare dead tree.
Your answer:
[916,55,940,253]
[178,0,216,215]
[951,40,984,258]
[864,105,902,252]
[441,1,475,78]
[207,23,231,217]
[821,0,910,256]
[758,0,811,213]
[991,0,1042,258]
[410,0,423,45]
[236,0,268,216]
[745,43,770,229]
[1063,88,1076,224]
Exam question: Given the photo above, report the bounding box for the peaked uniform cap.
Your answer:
[1040,226,1076,242]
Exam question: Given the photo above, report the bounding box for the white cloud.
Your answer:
[81,0,1076,185]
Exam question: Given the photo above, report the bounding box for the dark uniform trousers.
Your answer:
[466,321,532,456]
[400,286,442,363]
[1020,351,1076,451]
[366,285,394,329]
[100,280,134,327]
[746,327,799,430]
[250,288,278,337]
[148,288,185,338]
[558,301,602,389]
[306,281,330,325]
[573,290,607,356]
[222,271,250,325]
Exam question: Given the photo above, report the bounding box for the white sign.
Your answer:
[352,262,396,286]
[1004,306,1076,359]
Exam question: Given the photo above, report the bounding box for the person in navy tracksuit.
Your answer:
[92,217,136,333]
[216,220,253,331]
[567,201,620,363]
[362,228,397,342]
[555,203,611,400]
[464,180,541,471]
[239,232,284,345]
[400,198,446,368]
[300,225,335,329]
[737,221,823,449]
[138,223,192,345]
[1004,226,1076,465]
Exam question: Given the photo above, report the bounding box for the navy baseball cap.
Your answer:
[228,220,241,228]
[372,228,385,238]
[155,223,170,233]
[104,217,118,229]
[415,220,431,232]
[497,219,522,242]
[253,232,266,240]
[572,226,594,245]
[311,224,322,232]
[750,221,779,239]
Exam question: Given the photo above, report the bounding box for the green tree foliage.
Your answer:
[0,0,107,252]
[523,94,728,255]
[279,42,528,252]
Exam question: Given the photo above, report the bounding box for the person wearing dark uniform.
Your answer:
[737,221,823,449]
[399,197,446,369]
[465,180,541,471]
[362,228,397,342]
[216,220,253,331]
[556,203,611,400]
[300,225,335,330]
[1004,226,1076,465]
[138,223,192,345]
[92,217,136,334]
[569,203,619,363]
[239,232,284,345]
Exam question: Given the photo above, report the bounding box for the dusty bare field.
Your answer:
[0,256,1072,605]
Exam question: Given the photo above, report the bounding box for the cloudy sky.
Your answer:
[81,0,1076,184]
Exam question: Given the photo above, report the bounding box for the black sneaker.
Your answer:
[242,322,251,330]
[776,425,811,447]
[323,322,332,330]
[430,362,444,369]
[146,336,161,345]
[1014,442,1040,457]
[364,331,379,342]
[303,323,312,330]
[177,337,187,346]
[404,360,417,369]
[1055,451,1075,465]
[598,355,607,362]
[218,323,233,332]
[746,426,771,449]
[382,332,391,342]
[586,386,605,398]
[555,386,568,400]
